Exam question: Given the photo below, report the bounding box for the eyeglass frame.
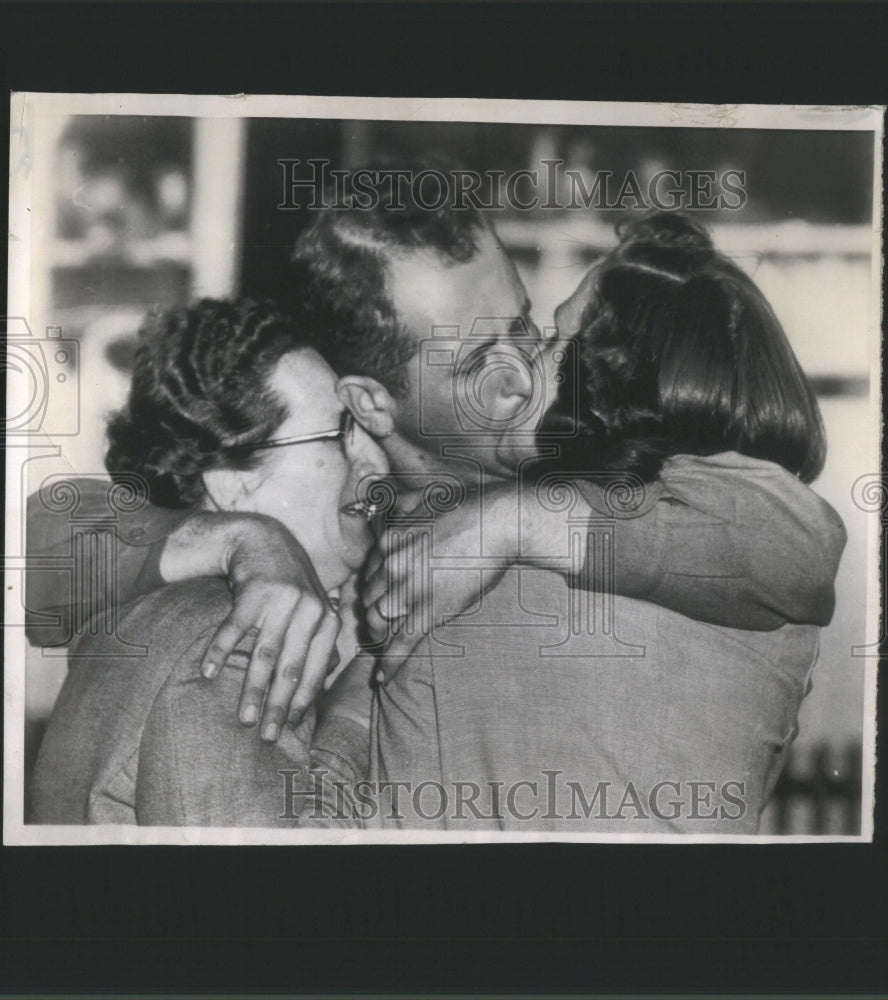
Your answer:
[230,409,356,453]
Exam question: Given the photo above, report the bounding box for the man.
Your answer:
[25,173,843,828]
[336,206,845,832]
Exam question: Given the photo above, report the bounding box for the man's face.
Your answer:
[388,229,552,482]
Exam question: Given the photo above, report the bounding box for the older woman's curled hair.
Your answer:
[106,298,306,508]
[550,211,827,485]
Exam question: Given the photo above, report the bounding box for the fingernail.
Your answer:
[261,721,280,742]
[241,704,258,725]
[202,661,218,679]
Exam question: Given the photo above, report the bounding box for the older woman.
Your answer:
[31,298,387,826]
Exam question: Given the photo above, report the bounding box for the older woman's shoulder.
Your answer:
[127,576,233,620]
[77,578,235,665]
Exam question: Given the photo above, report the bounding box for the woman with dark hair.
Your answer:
[374,210,840,644]
[358,211,846,831]
[31,298,387,825]
[546,210,825,484]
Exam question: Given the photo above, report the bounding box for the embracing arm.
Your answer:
[572,453,846,629]
[364,453,847,665]
[26,478,341,738]
[25,478,192,647]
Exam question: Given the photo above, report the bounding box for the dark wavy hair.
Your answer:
[283,161,490,398]
[105,298,308,508]
[547,211,827,484]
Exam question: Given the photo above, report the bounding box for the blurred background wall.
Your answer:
[21,113,878,834]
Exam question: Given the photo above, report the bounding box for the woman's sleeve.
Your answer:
[25,478,195,647]
[573,455,847,630]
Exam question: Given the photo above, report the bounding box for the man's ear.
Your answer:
[201,467,251,512]
[338,376,396,439]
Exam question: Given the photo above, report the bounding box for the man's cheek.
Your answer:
[417,382,461,438]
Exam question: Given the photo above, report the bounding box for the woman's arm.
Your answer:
[363,458,847,670]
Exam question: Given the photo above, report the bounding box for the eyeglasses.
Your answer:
[236,409,355,453]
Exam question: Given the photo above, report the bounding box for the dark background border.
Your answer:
[2,2,886,994]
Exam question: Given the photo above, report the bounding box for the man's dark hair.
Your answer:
[106,298,307,508]
[550,211,827,484]
[284,164,490,398]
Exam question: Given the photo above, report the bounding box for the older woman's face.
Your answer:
[221,349,389,590]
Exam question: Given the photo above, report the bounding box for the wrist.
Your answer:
[512,484,592,574]
[160,510,284,584]
[188,511,263,579]
[222,512,290,582]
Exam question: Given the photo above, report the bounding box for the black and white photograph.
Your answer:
[5,93,881,843]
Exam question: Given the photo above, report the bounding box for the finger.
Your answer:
[361,529,410,605]
[287,610,343,729]
[237,603,295,726]
[361,566,387,610]
[201,599,263,680]
[404,546,446,638]
[362,545,399,609]
[295,549,338,614]
[379,536,420,618]
[365,600,396,643]
[256,595,328,741]
[377,528,404,563]
[386,533,428,622]
[363,545,384,586]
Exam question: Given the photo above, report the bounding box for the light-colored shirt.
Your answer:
[334,454,846,832]
[368,573,820,832]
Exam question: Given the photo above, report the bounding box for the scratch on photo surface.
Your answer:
[666,104,742,128]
